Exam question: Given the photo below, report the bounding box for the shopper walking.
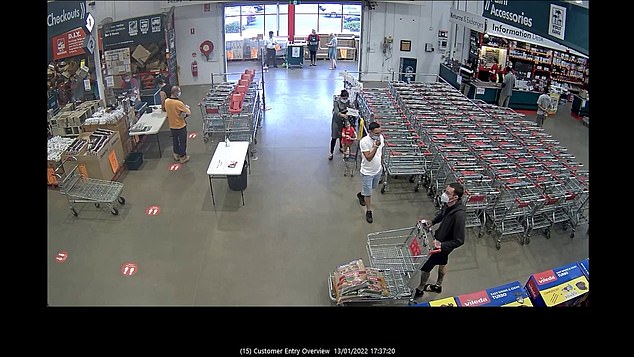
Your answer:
[356,122,384,224]
[165,86,191,164]
[498,66,516,107]
[306,29,320,66]
[264,31,278,69]
[327,33,338,70]
[535,87,551,127]
[157,77,172,112]
[330,89,353,160]
[410,182,466,302]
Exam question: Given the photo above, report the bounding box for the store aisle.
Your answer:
[47,62,588,305]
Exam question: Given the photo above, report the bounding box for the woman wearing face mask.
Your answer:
[329,89,353,160]
[121,74,139,101]
[409,182,466,303]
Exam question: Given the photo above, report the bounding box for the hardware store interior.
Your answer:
[47,0,589,306]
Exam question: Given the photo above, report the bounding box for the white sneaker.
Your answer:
[179,155,190,164]
[173,153,180,161]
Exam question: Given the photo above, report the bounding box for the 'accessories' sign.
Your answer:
[482,0,587,56]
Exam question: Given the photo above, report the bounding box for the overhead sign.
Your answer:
[482,0,587,56]
[450,7,586,58]
[102,14,165,50]
[450,7,486,33]
[52,27,87,60]
[47,1,87,36]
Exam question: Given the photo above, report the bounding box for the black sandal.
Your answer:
[423,283,442,293]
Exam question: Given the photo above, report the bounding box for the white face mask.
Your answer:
[175,91,181,97]
[341,98,349,103]
[440,192,451,204]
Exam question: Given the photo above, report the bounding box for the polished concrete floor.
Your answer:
[47,59,589,306]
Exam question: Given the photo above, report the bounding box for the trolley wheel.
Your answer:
[524,236,531,245]
[545,228,551,239]
[380,186,386,194]
[570,231,575,239]
[111,207,119,215]
[414,186,419,192]
[118,196,126,205]
[254,138,258,145]
[94,203,100,208]
[495,241,501,250]
[203,137,209,143]
[409,175,415,183]
[478,230,484,238]
[71,207,78,217]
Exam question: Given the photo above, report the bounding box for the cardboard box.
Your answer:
[63,131,125,181]
[577,258,589,279]
[525,262,589,307]
[132,44,152,65]
[414,296,458,307]
[82,115,131,155]
[456,281,533,307]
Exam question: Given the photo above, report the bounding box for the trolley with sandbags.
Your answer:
[328,220,439,305]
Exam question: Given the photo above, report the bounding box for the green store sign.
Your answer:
[482,0,588,55]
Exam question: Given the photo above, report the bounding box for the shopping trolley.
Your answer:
[54,157,126,217]
[327,220,438,305]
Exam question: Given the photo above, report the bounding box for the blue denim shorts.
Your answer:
[360,170,382,196]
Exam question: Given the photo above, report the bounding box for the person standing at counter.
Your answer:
[306,29,320,66]
[498,66,516,107]
[490,58,500,83]
[157,77,172,112]
[535,87,551,127]
[165,86,191,164]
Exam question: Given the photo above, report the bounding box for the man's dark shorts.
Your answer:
[420,251,449,272]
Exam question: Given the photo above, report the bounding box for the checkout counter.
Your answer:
[439,64,540,110]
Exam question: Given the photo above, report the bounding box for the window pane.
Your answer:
[278,14,288,36]
[295,3,317,13]
[264,14,278,35]
[265,4,288,14]
[343,5,362,35]
[225,15,243,41]
[242,14,263,39]
[319,16,342,35]
[343,4,361,15]
[295,14,318,37]
[320,3,342,21]
[224,5,240,17]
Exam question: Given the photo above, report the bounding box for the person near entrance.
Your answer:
[306,29,320,66]
[265,31,278,69]
[165,86,191,164]
[410,182,466,302]
[357,122,384,224]
[327,33,338,70]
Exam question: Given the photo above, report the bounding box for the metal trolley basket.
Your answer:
[55,157,126,216]
[328,220,438,305]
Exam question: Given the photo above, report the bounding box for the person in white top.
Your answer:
[356,122,384,223]
[535,87,551,127]
[264,31,278,68]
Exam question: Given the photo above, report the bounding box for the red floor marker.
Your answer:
[55,251,68,263]
[121,262,138,276]
[188,132,197,139]
[145,206,161,215]
[169,163,181,171]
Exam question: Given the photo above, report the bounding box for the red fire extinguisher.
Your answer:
[191,60,198,78]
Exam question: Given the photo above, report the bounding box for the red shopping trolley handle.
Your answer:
[430,248,442,254]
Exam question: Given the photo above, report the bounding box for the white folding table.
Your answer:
[206,141,251,206]
[129,106,167,157]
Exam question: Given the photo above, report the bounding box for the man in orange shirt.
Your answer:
[164,86,191,163]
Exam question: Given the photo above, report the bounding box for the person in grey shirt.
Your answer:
[535,87,551,127]
[498,66,516,107]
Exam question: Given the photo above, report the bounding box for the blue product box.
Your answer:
[412,296,458,307]
[577,258,589,279]
[456,281,532,307]
[525,262,589,307]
